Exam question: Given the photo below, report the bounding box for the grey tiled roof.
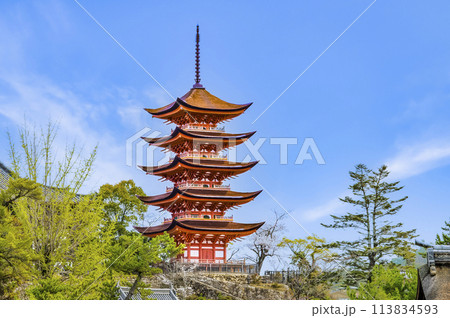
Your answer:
[117,283,178,300]
[0,161,11,190]
[416,240,450,299]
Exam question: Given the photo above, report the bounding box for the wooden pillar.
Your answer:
[224,241,227,263]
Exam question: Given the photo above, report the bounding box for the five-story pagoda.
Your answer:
[135,26,263,264]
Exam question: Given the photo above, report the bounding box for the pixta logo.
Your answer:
[126,128,325,169]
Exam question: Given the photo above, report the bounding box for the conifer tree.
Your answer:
[436,218,450,245]
[112,232,184,300]
[322,164,417,283]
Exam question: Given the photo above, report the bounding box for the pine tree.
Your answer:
[111,232,184,300]
[435,218,450,245]
[321,164,417,284]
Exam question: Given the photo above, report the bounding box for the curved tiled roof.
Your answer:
[137,187,262,204]
[139,156,258,173]
[417,264,450,300]
[135,219,264,235]
[142,127,255,145]
[145,88,252,115]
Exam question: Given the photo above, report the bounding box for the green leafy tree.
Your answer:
[348,264,417,300]
[436,218,450,245]
[0,178,42,299]
[98,270,119,300]
[322,164,417,284]
[6,121,115,299]
[99,180,146,236]
[279,235,339,299]
[112,232,184,300]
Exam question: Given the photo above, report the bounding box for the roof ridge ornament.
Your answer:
[193,25,204,88]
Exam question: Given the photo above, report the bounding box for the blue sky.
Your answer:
[1,0,450,267]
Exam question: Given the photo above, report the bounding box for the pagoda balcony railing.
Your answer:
[163,215,234,223]
[177,258,248,265]
[181,125,225,132]
[167,154,227,161]
[177,153,227,160]
[166,183,230,192]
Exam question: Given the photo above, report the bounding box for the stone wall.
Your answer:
[147,272,292,300]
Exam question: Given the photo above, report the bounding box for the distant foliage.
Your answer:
[348,264,417,300]
[279,235,339,299]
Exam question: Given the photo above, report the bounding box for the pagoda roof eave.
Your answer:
[137,187,262,204]
[134,219,265,236]
[138,156,259,174]
[144,88,252,116]
[141,127,256,145]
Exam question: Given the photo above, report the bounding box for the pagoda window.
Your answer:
[203,215,210,219]
[203,184,209,188]
[215,251,224,258]
[190,250,199,257]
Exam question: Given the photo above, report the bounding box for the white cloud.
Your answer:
[387,139,450,179]
[300,195,347,222]
[300,138,450,221]
[0,73,147,193]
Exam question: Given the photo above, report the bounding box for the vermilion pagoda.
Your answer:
[135,26,263,263]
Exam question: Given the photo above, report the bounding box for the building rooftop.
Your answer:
[415,240,450,300]
[417,264,450,300]
[0,161,11,190]
[117,282,178,300]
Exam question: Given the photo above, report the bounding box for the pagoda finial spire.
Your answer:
[193,25,203,88]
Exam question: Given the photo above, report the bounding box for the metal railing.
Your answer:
[264,270,302,283]
[171,259,257,274]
